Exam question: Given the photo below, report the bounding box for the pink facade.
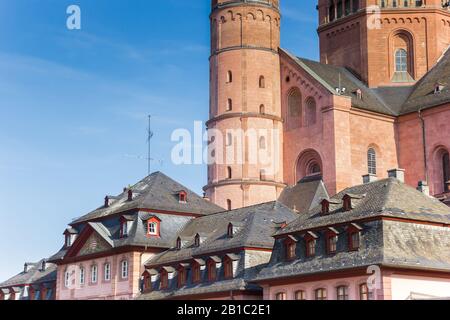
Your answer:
[56,252,154,300]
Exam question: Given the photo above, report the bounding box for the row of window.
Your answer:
[328,0,360,23]
[64,261,129,288]
[284,225,361,261]
[287,88,317,128]
[275,283,373,300]
[143,256,236,292]
[379,0,424,8]
[225,72,266,113]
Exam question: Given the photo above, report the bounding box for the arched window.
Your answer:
[259,136,266,150]
[443,151,450,192]
[227,199,232,211]
[315,288,327,300]
[259,104,265,114]
[275,292,287,300]
[367,148,377,175]
[337,286,349,300]
[227,223,234,238]
[227,167,232,179]
[227,70,233,83]
[259,76,265,88]
[307,161,321,176]
[226,98,233,111]
[121,260,128,279]
[288,88,302,118]
[176,237,182,250]
[260,169,266,181]
[305,98,317,127]
[295,290,306,300]
[329,4,335,21]
[395,49,408,72]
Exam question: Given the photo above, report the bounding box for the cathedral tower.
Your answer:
[205,0,285,210]
[318,0,450,88]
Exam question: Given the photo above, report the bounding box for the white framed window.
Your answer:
[64,271,70,288]
[121,260,128,279]
[91,265,98,283]
[121,222,128,237]
[79,267,85,285]
[65,235,72,247]
[104,263,111,281]
[148,222,157,236]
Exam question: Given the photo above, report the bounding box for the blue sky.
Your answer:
[0,0,319,280]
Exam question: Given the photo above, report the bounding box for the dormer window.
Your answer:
[142,271,152,292]
[227,223,234,238]
[160,269,168,290]
[348,223,363,251]
[304,231,318,257]
[321,199,330,215]
[343,195,352,212]
[127,189,133,201]
[65,234,72,247]
[192,261,201,284]
[207,259,217,282]
[177,266,187,288]
[326,228,339,255]
[64,228,78,248]
[145,216,161,237]
[120,222,128,238]
[178,191,187,203]
[284,236,297,261]
[194,234,201,247]
[176,237,182,250]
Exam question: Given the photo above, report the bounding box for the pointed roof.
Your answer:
[277,178,450,236]
[71,172,224,224]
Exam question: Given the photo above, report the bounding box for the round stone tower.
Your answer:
[205,0,285,210]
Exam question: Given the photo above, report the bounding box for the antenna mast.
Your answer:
[147,115,154,175]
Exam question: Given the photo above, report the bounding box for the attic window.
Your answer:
[178,191,187,203]
[127,189,133,201]
[194,234,201,247]
[326,228,339,255]
[348,223,363,251]
[434,83,445,94]
[284,237,297,261]
[227,223,234,238]
[321,200,330,215]
[343,195,352,212]
[146,216,161,237]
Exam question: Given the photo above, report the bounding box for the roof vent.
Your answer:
[24,263,30,273]
[434,83,445,94]
[40,260,47,271]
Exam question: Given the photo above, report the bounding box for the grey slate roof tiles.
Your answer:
[71,171,224,225]
[0,259,57,288]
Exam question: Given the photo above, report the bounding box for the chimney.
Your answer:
[127,189,133,201]
[417,181,430,196]
[40,260,46,271]
[363,174,377,184]
[24,263,30,273]
[388,169,405,183]
[104,196,110,208]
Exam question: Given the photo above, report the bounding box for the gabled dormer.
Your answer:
[119,215,134,238]
[342,193,366,212]
[177,190,187,204]
[144,216,161,238]
[63,228,78,248]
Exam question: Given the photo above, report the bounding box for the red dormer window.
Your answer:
[348,223,363,251]
[178,191,187,203]
[177,266,187,288]
[207,260,217,282]
[343,195,352,212]
[160,269,168,290]
[192,262,201,284]
[142,271,151,292]
[304,232,318,257]
[223,257,234,280]
[284,237,297,261]
[146,216,161,238]
[326,228,339,255]
[321,200,330,215]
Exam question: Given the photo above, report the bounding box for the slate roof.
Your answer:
[278,178,450,236]
[281,46,450,117]
[0,259,57,288]
[71,171,224,225]
[255,179,450,283]
[145,201,298,267]
[277,175,329,214]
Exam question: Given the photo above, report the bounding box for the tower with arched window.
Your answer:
[317,0,449,87]
[206,0,285,209]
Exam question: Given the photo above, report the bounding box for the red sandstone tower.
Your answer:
[318,0,450,88]
[205,0,285,210]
